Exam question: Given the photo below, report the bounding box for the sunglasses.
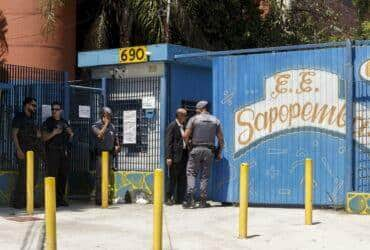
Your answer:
[30,103,37,108]
[51,108,61,111]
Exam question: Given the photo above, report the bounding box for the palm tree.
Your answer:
[82,0,169,49]
[82,0,208,49]
[0,9,8,64]
[39,0,211,50]
[39,0,67,35]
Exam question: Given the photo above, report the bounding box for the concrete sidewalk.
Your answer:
[0,202,369,250]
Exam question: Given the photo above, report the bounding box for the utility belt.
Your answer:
[192,144,215,151]
[192,144,220,159]
[46,145,66,151]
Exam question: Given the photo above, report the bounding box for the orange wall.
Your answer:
[0,0,76,79]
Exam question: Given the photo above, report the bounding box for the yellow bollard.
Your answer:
[153,169,163,250]
[45,177,57,250]
[102,151,109,208]
[239,163,249,239]
[26,151,34,215]
[305,158,313,225]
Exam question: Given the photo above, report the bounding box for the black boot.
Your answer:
[166,197,175,206]
[182,194,194,209]
[58,199,69,207]
[199,198,211,208]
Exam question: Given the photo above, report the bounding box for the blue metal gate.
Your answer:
[354,41,370,193]
[67,81,105,173]
[0,64,65,171]
[0,84,13,170]
[66,80,105,197]
[107,76,161,172]
[174,41,370,206]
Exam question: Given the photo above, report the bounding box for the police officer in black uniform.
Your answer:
[11,97,41,209]
[91,107,120,205]
[42,101,74,207]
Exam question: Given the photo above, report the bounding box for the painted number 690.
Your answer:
[120,47,146,63]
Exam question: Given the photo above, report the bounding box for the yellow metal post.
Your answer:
[45,177,57,250]
[153,169,163,250]
[102,151,109,208]
[239,163,249,239]
[305,158,313,225]
[26,151,34,215]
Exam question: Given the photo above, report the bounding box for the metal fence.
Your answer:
[0,70,161,173]
[0,64,65,170]
[107,76,161,172]
[354,80,370,193]
[68,80,103,173]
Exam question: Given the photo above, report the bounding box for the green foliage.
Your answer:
[282,0,358,44]
[0,9,7,64]
[352,0,370,21]
[360,21,370,39]
[352,0,370,39]
[42,0,370,51]
[130,0,166,43]
[39,0,67,35]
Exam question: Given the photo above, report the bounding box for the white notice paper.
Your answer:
[142,96,156,109]
[79,105,91,118]
[123,110,137,144]
[42,105,51,122]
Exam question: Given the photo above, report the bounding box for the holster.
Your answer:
[214,146,220,159]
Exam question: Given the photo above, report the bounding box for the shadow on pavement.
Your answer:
[247,234,261,239]
[0,199,129,217]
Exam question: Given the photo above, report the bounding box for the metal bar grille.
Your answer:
[68,80,102,173]
[0,64,65,171]
[107,76,161,172]
[354,79,370,193]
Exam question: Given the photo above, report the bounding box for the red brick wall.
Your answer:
[0,0,76,79]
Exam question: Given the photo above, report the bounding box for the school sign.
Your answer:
[210,42,370,206]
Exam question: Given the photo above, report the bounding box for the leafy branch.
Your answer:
[39,0,67,36]
[0,9,8,64]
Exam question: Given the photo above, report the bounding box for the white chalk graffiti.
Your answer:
[338,145,346,154]
[248,159,257,168]
[326,178,344,204]
[278,188,292,196]
[267,148,288,155]
[266,166,280,179]
[296,149,307,158]
[221,90,234,106]
[289,160,304,174]
[248,178,258,198]
[321,157,334,178]
[300,177,318,188]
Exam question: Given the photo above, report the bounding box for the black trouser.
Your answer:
[95,154,113,203]
[45,148,69,204]
[12,157,38,208]
[167,152,188,203]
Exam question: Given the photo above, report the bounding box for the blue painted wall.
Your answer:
[210,46,355,205]
[168,63,212,122]
[78,44,211,68]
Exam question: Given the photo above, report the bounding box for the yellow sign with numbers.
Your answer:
[119,46,148,64]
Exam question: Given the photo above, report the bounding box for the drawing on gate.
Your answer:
[234,69,370,158]
[265,166,280,180]
[267,148,288,155]
[221,90,234,106]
